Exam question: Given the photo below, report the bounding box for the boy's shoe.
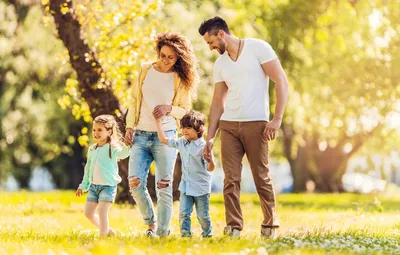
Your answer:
[181,230,192,237]
[223,226,241,238]
[145,229,156,238]
[261,227,276,239]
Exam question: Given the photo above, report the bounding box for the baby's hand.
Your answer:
[76,188,83,197]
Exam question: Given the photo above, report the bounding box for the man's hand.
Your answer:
[125,128,135,146]
[153,105,172,118]
[76,188,83,197]
[203,139,214,162]
[263,118,282,141]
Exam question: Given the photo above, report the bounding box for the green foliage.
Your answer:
[0,3,80,186]
[2,0,400,189]
[58,0,162,110]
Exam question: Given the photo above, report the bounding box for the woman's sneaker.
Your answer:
[145,229,156,238]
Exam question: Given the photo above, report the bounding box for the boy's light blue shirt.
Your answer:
[167,137,211,197]
[79,143,131,192]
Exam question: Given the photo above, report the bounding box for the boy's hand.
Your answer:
[76,188,83,197]
[152,111,161,120]
[205,151,214,163]
[205,150,216,172]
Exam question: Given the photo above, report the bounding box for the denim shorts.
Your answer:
[87,184,117,203]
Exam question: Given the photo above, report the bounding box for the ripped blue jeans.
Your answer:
[128,130,177,236]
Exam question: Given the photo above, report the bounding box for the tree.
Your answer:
[0,0,83,188]
[265,0,400,191]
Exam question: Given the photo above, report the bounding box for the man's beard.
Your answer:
[217,41,226,55]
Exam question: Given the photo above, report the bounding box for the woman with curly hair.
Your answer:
[124,32,199,237]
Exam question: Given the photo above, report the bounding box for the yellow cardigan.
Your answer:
[126,62,191,130]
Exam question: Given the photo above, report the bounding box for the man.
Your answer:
[198,16,289,238]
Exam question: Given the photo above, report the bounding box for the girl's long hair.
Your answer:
[93,115,124,158]
[155,32,199,99]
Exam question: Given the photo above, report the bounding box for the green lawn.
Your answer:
[1,191,400,254]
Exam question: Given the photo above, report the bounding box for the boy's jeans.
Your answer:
[129,130,177,236]
[180,192,212,237]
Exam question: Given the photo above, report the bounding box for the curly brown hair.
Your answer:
[180,111,206,138]
[155,32,199,98]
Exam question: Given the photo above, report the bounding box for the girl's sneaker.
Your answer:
[107,228,116,236]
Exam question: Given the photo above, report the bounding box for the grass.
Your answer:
[1,191,400,254]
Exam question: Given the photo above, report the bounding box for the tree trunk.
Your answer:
[291,146,309,192]
[283,129,363,193]
[48,0,120,116]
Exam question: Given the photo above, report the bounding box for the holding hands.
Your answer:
[203,139,215,171]
[153,104,172,119]
[124,104,172,146]
[124,128,135,146]
[203,139,214,162]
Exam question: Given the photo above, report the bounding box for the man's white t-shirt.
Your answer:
[136,66,176,131]
[213,38,277,122]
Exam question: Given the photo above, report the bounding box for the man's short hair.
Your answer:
[198,16,231,36]
[180,111,206,138]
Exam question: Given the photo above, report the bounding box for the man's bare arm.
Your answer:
[204,82,228,160]
[261,58,289,140]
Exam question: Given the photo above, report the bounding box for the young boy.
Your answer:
[154,111,215,238]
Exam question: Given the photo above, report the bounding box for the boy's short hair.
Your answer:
[180,111,206,138]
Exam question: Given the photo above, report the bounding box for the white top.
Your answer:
[213,38,278,121]
[92,161,105,185]
[136,66,177,131]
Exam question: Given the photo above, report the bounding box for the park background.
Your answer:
[0,0,399,254]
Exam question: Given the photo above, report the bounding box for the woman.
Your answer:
[125,32,198,237]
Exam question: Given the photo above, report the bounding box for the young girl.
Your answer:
[154,111,215,238]
[76,114,130,237]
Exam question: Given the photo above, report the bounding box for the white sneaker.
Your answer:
[145,229,156,238]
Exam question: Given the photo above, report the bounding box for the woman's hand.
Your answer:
[153,105,172,118]
[125,128,135,146]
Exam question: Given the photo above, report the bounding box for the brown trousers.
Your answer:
[219,120,279,231]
